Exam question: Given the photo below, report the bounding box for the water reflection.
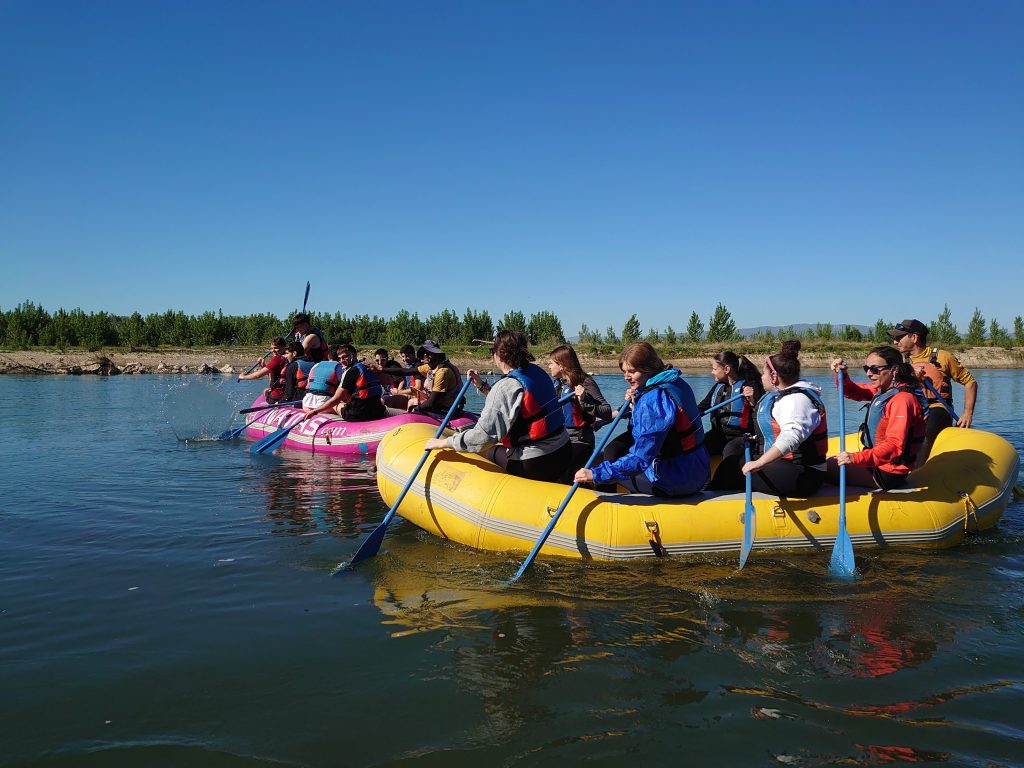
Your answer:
[251,450,381,540]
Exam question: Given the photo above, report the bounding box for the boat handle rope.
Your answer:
[959,492,979,534]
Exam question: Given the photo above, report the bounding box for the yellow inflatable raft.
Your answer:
[375,423,1019,561]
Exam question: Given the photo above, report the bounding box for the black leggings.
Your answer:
[710,435,825,498]
[917,406,953,467]
[495,441,573,483]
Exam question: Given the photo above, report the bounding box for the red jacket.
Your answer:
[840,377,924,476]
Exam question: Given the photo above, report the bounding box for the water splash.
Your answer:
[163,378,237,441]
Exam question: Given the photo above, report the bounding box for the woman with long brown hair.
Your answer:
[547,344,612,481]
[424,330,571,482]
[709,340,828,497]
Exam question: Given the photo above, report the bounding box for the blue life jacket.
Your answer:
[859,383,928,466]
[755,386,828,466]
[555,379,590,429]
[307,361,342,396]
[346,361,384,400]
[503,364,565,448]
[708,380,748,431]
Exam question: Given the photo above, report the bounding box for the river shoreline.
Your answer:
[2,345,1023,376]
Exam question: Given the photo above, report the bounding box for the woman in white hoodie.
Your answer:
[709,340,828,498]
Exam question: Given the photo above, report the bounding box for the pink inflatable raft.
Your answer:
[242,396,478,456]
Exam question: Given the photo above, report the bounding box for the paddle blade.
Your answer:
[739,441,755,569]
[251,422,296,454]
[348,517,391,566]
[739,499,755,569]
[218,422,250,441]
[829,524,856,577]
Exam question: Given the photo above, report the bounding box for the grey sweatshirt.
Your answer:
[445,376,569,460]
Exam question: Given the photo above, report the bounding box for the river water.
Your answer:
[2,370,1022,767]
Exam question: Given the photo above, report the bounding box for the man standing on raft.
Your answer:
[887,318,977,465]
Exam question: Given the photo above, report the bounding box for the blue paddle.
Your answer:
[251,411,306,454]
[218,421,253,441]
[343,377,476,568]
[217,400,304,440]
[703,392,745,417]
[509,395,632,583]
[739,437,756,569]
[829,367,856,577]
[240,281,310,378]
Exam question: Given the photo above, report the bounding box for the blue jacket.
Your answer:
[591,369,710,497]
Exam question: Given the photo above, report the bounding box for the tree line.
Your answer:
[2,300,1022,352]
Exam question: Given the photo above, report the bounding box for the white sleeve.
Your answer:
[771,392,820,456]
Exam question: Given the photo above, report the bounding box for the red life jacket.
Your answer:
[642,374,705,457]
[557,380,591,429]
[501,364,566,448]
[917,348,954,407]
[346,362,384,400]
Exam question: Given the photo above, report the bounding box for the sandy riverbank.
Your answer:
[2,346,1023,376]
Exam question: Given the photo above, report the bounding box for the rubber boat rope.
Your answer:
[960,491,979,534]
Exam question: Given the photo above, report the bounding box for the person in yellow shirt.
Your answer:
[887,318,977,465]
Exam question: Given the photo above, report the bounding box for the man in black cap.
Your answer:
[291,313,327,363]
[380,339,463,417]
[888,318,977,465]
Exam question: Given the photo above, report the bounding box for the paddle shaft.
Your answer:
[921,378,960,422]
[509,396,632,582]
[348,377,476,565]
[829,367,855,576]
[701,392,745,417]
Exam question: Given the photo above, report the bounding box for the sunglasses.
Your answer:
[764,355,778,377]
[863,364,892,374]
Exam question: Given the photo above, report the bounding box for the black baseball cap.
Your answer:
[887,319,928,339]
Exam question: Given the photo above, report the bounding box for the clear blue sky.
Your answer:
[2,0,1021,337]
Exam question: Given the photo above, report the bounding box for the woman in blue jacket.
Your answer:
[574,342,710,497]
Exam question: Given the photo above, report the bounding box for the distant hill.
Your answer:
[738,323,871,338]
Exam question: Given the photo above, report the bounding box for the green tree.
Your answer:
[527,311,564,345]
[1015,316,1024,344]
[816,323,833,340]
[840,325,863,342]
[873,318,889,343]
[578,323,600,345]
[706,303,738,342]
[621,314,641,345]
[461,308,493,344]
[604,326,619,344]
[965,307,986,345]
[685,311,704,343]
[119,312,146,348]
[386,310,426,348]
[425,309,462,344]
[930,304,961,345]
[989,318,1011,347]
[663,325,677,345]
[645,328,660,344]
[499,310,527,333]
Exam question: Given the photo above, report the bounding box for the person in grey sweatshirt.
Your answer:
[424,330,571,482]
